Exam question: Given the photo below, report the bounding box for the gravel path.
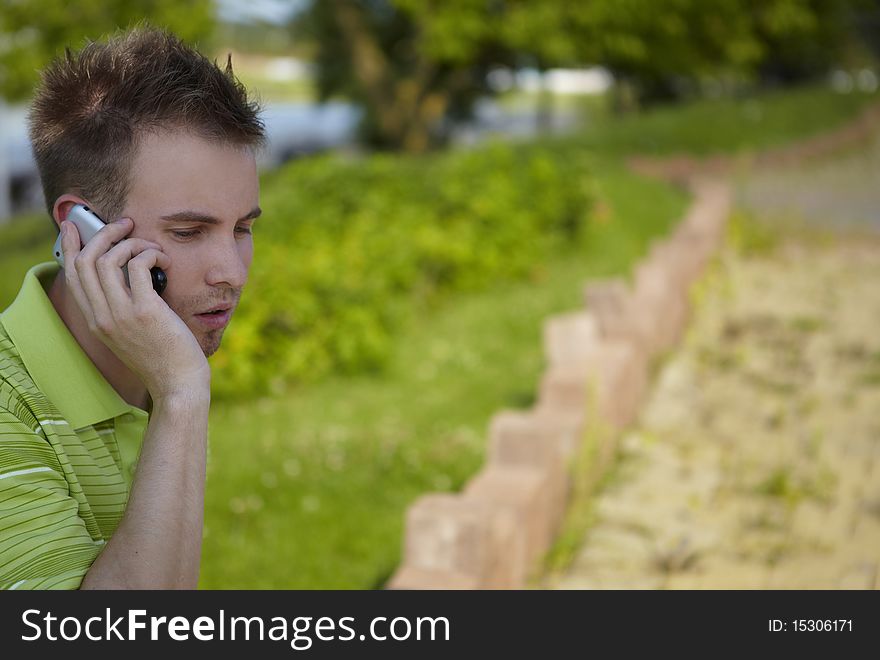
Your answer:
[737,136,880,233]
[547,147,880,589]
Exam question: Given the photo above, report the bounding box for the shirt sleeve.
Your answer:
[0,408,101,590]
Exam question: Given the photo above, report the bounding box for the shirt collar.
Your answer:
[1,262,140,429]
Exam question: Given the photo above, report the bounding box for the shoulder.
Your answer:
[0,333,66,494]
[0,322,45,438]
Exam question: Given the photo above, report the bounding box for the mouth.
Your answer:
[194,305,234,330]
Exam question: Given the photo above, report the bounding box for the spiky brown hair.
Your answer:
[28,25,266,225]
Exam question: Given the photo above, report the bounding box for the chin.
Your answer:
[200,330,224,358]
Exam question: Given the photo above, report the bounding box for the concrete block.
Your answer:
[385,565,480,590]
[583,278,656,359]
[583,278,638,343]
[678,179,731,250]
[668,230,713,283]
[464,464,567,569]
[543,311,601,369]
[538,338,647,431]
[401,493,525,588]
[590,339,648,429]
[538,366,589,416]
[488,408,583,465]
[633,259,689,353]
[648,237,703,291]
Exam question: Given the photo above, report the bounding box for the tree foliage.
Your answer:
[294,0,868,150]
[550,0,865,102]
[295,0,514,151]
[0,0,216,101]
[2,1,867,147]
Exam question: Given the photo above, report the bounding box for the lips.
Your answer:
[194,305,234,330]
[199,304,232,315]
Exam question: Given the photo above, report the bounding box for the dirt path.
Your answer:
[737,136,880,233]
[545,149,880,589]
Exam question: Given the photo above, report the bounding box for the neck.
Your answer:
[47,272,150,411]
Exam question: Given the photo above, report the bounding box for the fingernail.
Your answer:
[60,221,68,237]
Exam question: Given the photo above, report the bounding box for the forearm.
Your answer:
[80,387,210,589]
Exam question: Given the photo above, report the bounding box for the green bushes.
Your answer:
[211,141,595,397]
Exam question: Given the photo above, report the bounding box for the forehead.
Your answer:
[124,130,259,219]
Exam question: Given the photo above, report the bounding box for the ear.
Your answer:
[51,194,92,232]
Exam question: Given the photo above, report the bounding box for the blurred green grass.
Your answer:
[571,85,878,156]
[0,214,55,308]
[236,72,316,103]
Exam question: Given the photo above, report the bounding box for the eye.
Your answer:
[235,225,253,236]
[171,229,201,239]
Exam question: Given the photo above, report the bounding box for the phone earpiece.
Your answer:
[151,267,167,295]
[122,264,168,296]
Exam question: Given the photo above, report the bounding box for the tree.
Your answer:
[294,0,869,151]
[295,0,517,152]
[550,0,764,106]
[0,0,216,101]
[749,0,869,85]
[514,0,865,106]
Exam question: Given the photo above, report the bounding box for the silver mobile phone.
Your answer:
[53,204,167,295]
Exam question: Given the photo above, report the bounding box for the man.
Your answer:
[0,27,265,589]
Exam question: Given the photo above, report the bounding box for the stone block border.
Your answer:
[386,177,732,589]
[387,100,880,590]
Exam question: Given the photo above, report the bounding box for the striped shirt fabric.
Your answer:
[0,263,147,589]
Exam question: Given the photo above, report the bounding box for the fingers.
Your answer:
[96,238,163,309]
[62,217,172,337]
[126,248,172,305]
[70,219,134,335]
[59,220,81,268]
[77,217,134,263]
[60,220,105,334]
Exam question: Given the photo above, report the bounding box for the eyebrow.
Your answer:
[159,207,262,225]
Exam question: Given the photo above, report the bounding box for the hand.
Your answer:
[60,217,210,401]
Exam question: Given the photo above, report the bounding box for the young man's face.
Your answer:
[121,130,260,357]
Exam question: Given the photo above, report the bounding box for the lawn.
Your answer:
[572,84,878,156]
[0,214,55,308]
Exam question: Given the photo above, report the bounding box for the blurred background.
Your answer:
[1,0,878,589]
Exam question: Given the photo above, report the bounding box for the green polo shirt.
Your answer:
[0,262,147,589]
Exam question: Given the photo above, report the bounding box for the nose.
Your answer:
[205,235,249,289]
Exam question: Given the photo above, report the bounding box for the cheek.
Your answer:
[239,239,254,269]
[160,245,202,293]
